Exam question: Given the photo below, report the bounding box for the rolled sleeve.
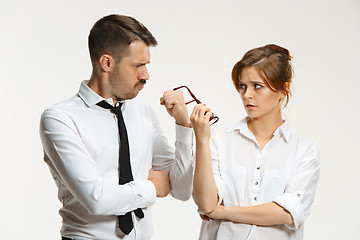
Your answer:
[273,193,305,230]
[274,140,320,230]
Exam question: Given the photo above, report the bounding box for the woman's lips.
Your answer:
[246,104,256,110]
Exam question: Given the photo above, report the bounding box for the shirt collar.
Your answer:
[77,80,123,107]
[226,117,292,142]
[225,118,255,141]
[273,120,291,142]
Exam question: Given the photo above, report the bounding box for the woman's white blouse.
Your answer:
[199,118,320,240]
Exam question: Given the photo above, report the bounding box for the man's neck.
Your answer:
[88,72,119,105]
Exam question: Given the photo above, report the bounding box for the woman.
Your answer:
[190,44,320,240]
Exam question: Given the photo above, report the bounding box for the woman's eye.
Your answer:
[239,84,246,89]
[254,84,262,89]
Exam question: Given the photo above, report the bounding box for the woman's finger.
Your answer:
[203,111,213,122]
[191,104,212,124]
[195,104,210,117]
[199,214,210,221]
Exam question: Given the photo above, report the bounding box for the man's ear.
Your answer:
[99,54,114,73]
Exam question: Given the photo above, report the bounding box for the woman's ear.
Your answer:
[284,82,290,94]
[281,82,290,98]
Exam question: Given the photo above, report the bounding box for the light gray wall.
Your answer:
[1,0,359,239]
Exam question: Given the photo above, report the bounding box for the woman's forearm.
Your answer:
[193,140,218,214]
[212,202,293,226]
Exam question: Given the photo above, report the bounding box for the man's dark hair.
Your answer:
[88,14,157,64]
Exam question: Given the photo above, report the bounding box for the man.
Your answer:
[40,14,193,239]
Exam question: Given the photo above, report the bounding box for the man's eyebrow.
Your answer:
[137,61,150,66]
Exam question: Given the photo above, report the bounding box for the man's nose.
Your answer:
[139,67,149,80]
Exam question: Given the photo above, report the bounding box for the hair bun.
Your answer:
[265,44,291,60]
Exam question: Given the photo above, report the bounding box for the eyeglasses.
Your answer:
[173,86,219,125]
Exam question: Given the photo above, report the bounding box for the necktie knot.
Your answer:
[97,100,122,116]
[110,106,121,116]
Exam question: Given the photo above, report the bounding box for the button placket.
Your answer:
[253,150,263,203]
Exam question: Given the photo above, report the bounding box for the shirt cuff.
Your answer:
[273,192,305,230]
[131,180,157,209]
[175,124,193,145]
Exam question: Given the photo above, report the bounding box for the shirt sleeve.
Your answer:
[40,108,156,216]
[149,106,194,201]
[273,140,320,230]
[169,124,194,201]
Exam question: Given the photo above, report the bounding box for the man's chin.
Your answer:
[125,92,139,100]
[119,88,144,100]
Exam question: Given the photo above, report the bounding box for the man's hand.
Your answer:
[160,90,191,128]
[148,169,171,197]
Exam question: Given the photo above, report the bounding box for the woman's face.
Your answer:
[239,67,284,120]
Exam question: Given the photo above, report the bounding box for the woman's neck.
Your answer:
[247,113,284,149]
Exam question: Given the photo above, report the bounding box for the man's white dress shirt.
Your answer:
[198,118,320,240]
[40,81,193,240]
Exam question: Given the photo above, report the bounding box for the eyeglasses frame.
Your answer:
[173,85,219,125]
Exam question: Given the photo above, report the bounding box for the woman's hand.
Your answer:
[190,104,212,143]
[199,214,211,221]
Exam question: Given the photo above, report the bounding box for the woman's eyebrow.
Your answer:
[249,81,264,84]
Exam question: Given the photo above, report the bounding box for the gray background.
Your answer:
[1,0,359,239]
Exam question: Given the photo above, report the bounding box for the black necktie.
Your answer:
[96,100,144,235]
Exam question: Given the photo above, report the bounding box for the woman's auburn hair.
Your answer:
[231,44,293,107]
